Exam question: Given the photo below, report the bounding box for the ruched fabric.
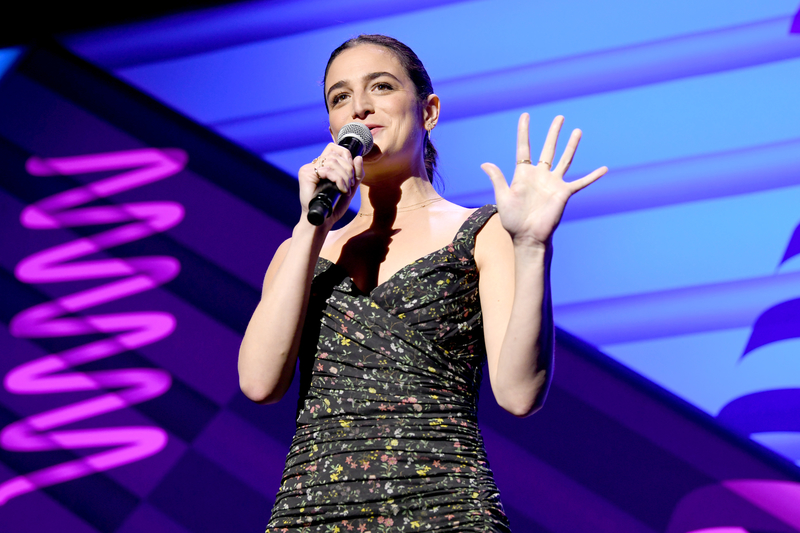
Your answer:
[267,205,511,532]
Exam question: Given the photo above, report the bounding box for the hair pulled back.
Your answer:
[324,34,439,185]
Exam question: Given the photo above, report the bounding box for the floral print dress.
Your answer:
[266,205,511,532]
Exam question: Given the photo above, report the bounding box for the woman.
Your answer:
[239,34,606,532]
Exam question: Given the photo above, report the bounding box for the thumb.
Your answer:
[353,155,365,186]
[481,163,509,198]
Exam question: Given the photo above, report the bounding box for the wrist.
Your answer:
[511,234,550,254]
[512,236,553,271]
[293,218,330,246]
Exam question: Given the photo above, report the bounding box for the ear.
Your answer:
[422,94,440,131]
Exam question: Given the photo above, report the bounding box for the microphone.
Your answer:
[307,123,374,226]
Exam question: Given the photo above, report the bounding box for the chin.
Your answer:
[363,149,382,163]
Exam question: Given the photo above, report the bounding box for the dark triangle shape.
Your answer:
[743,298,800,356]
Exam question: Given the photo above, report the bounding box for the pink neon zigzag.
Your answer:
[0,148,187,505]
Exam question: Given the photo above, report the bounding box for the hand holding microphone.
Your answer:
[307,123,374,226]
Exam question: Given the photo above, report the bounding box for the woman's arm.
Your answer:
[238,145,363,403]
[238,226,324,403]
[477,219,553,417]
[478,113,607,417]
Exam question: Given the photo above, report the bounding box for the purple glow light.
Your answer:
[0,148,187,505]
[669,479,800,533]
[688,527,748,533]
[723,480,800,530]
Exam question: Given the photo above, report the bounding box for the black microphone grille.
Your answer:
[337,123,374,155]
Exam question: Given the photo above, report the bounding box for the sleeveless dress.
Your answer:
[266,205,511,532]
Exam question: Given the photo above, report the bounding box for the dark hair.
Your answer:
[324,34,439,186]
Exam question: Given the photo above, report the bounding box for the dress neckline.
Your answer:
[317,205,495,296]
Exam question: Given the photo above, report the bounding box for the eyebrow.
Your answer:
[326,71,402,101]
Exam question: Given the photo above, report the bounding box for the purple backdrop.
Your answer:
[1,43,799,533]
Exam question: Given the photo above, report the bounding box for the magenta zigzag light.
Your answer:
[0,148,187,505]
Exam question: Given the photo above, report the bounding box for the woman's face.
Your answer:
[324,44,430,175]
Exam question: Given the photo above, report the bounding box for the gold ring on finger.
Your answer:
[538,160,552,167]
[516,159,532,165]
[314,168,321,179]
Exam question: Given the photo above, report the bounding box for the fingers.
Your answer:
[555,128,581,174]
[481,163,509,199]
[568,166,608,193]
[352,156,365,190]
[313,143,356,194]
[538,115,564,169]
[315,161,350,193]
[516,113,531,165]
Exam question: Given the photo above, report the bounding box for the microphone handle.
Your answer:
[306,137,365,226]
[307,180,341,226]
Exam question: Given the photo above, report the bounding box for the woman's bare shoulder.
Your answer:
[475,212,513,270]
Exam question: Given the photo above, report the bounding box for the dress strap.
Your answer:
[453,204,498,249]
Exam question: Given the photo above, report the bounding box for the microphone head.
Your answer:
[337,123,374,156]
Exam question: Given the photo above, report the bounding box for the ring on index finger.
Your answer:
[516,159,532,165]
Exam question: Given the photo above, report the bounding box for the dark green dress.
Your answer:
[267,205,511,532]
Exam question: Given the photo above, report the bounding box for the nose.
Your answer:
[352,90,374,120]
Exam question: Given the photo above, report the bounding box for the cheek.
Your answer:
[329,113,353,140]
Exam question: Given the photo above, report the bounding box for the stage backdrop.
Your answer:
[0,2,800,533]
[63,0,800,470]
[1,40,800,533]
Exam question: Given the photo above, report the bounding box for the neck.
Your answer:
[358,173,438,217]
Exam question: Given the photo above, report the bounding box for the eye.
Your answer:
[373,82,393,91]
[330,92,349,106]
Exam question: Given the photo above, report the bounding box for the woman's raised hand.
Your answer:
[298,142,365,227]
[481,114,607,248]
